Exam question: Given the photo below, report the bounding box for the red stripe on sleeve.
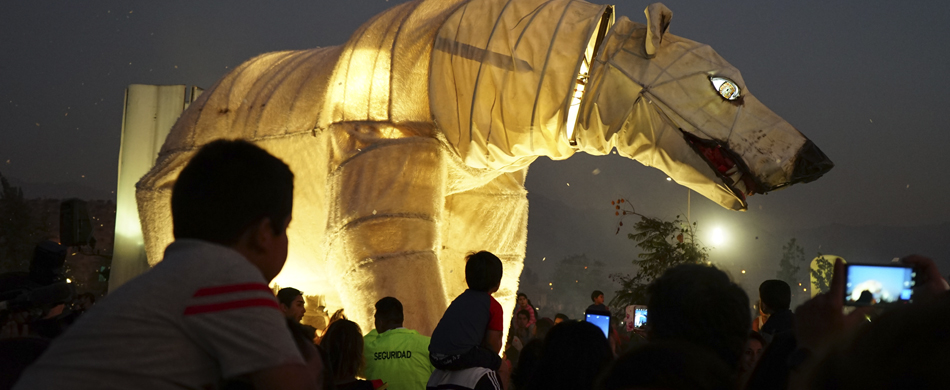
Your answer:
[192,283,272,297]
[183,298,280,315]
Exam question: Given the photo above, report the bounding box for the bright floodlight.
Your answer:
[711,227,727,246]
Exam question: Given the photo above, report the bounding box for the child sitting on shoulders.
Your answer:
[428,251,504,370]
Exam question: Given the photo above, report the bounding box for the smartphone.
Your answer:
[844,263,915,306]
[633,306,648,329]
[584,309,611,338]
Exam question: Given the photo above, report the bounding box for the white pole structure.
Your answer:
[109,85,189,292]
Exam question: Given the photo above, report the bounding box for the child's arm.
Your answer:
[484,329,503,354]
[484,295,505,354]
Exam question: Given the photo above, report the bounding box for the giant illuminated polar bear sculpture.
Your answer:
[137,0,832,336]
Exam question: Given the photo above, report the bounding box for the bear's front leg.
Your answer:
[324,122,448,336]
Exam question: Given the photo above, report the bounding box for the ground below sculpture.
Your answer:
[136,0,833,336]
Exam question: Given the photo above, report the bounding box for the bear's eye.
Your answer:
[710,76,741,100]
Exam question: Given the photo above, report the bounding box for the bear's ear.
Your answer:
[644,3,673,57]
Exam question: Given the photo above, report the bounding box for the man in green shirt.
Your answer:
[364,297,435,390]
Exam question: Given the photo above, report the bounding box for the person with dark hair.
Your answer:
[428,251,504,371]
[553,313,569,324]
[363,297,434,390]
[523,320,613,390]
[587,290,609,312]
[510,339,543,390]
[597,341,733,390]
[534,318,554,341]
[508,310,536,351]
[745,282,796,390]
[758,280,793,340]
[322,319,382,390]
[647,264,750,377]
[279,287,307,323]
[14,140,322,390]
[514,293,537,328]
[738,331,767,387]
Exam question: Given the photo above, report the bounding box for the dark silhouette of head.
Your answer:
[856,290,875,305]
[597,341,733,390]
[512,339,544,390]
[535,317,555,340]
[759,279,791,313]
[648,264,750,373]
[465,251,503,292]
[374,296,404,333]
[524,320,613,390]
[320,319,364,383]
[172,139,294,245]
[554,313,569,324]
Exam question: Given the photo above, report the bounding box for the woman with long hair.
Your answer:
[320,319,376,390]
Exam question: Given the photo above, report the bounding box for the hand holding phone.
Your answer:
[795,258,874,351]
[900,255,950,303]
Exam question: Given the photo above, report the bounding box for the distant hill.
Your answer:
[7,177,115,201]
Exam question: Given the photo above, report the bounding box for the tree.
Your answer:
[775,238,806,287]
[544,254,607,319]
[608,198,709,313]
[0,171,47,273]
[810,253,835,295]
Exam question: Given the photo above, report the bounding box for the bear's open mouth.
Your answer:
[682,131,759,201]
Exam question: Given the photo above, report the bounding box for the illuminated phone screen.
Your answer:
[585,312,610,338]
[634,308,648,328]
[845,264,915,306]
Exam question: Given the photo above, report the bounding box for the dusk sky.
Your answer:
[2,1,949,275]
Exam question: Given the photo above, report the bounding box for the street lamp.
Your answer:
[667,177,691,220]
[711,227,727,246]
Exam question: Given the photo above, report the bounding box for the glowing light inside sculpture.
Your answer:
[566,63,589,144]
[710,76,741,100]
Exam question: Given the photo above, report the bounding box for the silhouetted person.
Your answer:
[597,341,733,390]
[522,320,613,390]
[856,290,875,305]
[648,264,750,377]
[510,339,543,390]
[759,280,793,340]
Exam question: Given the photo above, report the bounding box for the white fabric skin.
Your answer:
[137,0,825,337]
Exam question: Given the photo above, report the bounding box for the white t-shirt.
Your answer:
[15,240,304,390]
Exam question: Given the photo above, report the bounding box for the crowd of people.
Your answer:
[1,140,949,390]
